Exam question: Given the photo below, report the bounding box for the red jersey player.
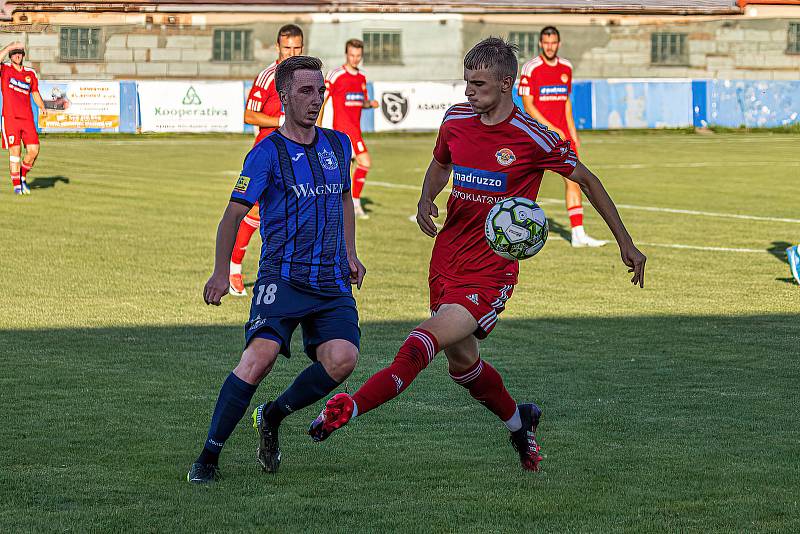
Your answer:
[1,42,45,195]
[319,39,378,219]
[310,38,646,471]
[229,24,304,296]
[519,26,607,248]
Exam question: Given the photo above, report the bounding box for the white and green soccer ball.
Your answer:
[484,197,548,260]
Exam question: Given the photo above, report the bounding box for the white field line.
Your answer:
[404,215,769,254]
[368,180,800,225]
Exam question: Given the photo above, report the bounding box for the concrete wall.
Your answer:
[1,10,799,81]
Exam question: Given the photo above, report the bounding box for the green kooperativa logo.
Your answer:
[182,86,202,105]
[153,85,229,118]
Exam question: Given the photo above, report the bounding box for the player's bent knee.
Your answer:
[317,340,359,381]
[236,338,280,383]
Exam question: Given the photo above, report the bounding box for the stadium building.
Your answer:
[0,0,798,81]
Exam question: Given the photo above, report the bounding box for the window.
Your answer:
[59,27,101,61]
[362,31,402,65]
[650,32,688,65]
[509,31,540,59]
[213,29,253,62]
[788,22,800,54]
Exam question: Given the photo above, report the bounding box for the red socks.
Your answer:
[11,172,21,191]
[231,214,259,265]
[352,165,368,199]
[567,205,584,228]
[352,328,438,416]
[449,358,517,422]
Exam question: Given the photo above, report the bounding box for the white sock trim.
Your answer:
[229,261,242,275]
[504,406,522,432]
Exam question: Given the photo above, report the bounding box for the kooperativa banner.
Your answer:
[137,81,244,133]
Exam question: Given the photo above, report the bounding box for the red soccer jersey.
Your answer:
[430,103,577,284]
[1,63,38,121]
[325,66,369,133]
[246,61,282,145]
[518,56,573,136]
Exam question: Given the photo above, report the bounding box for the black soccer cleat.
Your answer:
[509,403,543,472]
[252,402,281,473]
[187,462,222,484]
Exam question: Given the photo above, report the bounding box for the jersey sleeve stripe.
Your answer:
[509,117,555,151]
[516,112,561,145]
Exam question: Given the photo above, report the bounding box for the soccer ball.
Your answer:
[484,197,548,260]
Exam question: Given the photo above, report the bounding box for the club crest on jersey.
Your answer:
[561,73,569,83]
[234,175,250,193]
[495,148,516,166]
[317,149,338,171]
[25,76,31,83]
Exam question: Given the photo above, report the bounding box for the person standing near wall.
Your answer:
[518,26,606,247]
[1,42,45,195]
[228,24,305,297]
[319,39,379,219]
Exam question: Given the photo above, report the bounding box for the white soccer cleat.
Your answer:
[20,181,31,195]
[571,227,607,248]
[353,202,369,220]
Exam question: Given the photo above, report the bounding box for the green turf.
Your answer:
[1,131,798,532]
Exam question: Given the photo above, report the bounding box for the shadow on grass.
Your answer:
[28,176,70,190]
[548,218,572,243]
[767,240,791,264]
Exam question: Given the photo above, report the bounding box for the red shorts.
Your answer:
[338,126,367,157]
[2,116,39,149]
[429,274,515,339]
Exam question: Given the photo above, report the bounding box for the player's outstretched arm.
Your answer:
[567,162,647,287]
[342,188,366,289]
[416,158,452,237]
[204,201,250,305]
[0,42,23,61]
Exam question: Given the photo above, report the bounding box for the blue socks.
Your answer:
[197,372,257,465]
[266,362,340,427]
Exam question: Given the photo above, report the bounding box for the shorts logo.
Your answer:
[561,73,569,83]
[495,148,516,166]
[317,148,338,170]
[253,90,262,99]
[234,175,250,193]
[466,293,479,305]
[9,135,14,144]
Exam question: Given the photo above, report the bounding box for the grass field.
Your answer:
[1,130,799,532]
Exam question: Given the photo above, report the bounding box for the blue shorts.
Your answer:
[244,278,360,359]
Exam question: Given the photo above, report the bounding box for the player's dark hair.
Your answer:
[345,38,363,52]
[539,26,560,42]
[464,37,518,83]
[277,24,304,44]
[10,48,25,57]
[275,55,323,93]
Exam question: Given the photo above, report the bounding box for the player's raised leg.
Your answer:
[188,337,279,484]
[445,334,542,471]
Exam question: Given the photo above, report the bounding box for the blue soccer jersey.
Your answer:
[230,127,352,295]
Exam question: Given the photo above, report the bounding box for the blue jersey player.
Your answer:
[188,56,366,484]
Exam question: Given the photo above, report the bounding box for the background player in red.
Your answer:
[230,24,304,296]
[1,42,45,196]
[319,39,378,219]
[310,37,646,471]
[519,26,607,248]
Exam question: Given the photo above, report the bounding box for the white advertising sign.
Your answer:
[372,81,467,132]
[138,82,244,132]
[38,81,120,132]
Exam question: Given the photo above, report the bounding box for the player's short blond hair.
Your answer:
[464,37,518,83]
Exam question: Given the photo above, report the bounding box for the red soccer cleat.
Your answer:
[509,403,543,472]
[229,273,247,297]
[308,392,355,442]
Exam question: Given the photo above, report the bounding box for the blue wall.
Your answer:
[5,78,799,134]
